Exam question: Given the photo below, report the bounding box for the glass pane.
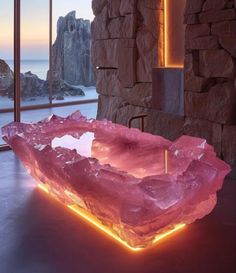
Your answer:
[52,0,97,104]
[0,0,14,145]
[20,0,50,108]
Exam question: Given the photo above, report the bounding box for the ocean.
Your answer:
[1,59,98,108]
[0,60,98,144]
[6,59,49,80]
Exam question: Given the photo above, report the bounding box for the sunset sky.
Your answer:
[0,0,93,60]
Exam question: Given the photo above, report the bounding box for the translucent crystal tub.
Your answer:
[2,111,230,251]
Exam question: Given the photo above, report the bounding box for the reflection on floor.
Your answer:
[0,103,97,145]
[0,150,235,273]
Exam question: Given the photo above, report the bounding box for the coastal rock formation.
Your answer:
[0,58,85,100]
[1,11,94,100]
[52,11,95,87]
[7,71,46,99]
[43,79,85,99]
[0,60,45,99]
[0,59,13,96]
[4,67,84,100]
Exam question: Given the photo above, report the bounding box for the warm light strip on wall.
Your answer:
[164,0,168,67]
[37,183,186,252]
[163,0,184,68]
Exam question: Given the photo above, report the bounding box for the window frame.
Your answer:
[0,0,97,151]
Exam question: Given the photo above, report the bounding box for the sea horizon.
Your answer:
[5,59,49,80]
[1,59,98,106]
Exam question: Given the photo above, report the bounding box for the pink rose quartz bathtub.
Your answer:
[1,111,230,250]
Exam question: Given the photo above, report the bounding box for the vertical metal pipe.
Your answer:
[140,117,144,132]
[14,0,21,122]
[49,0,53,104]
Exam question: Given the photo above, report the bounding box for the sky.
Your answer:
[0,0,94,60]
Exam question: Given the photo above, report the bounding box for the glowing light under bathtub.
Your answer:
[2,111,230,252]
[37,183,186,252]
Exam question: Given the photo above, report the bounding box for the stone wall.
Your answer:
[184,0,236,176]
[91,0,163,127]
[91,0,236,176]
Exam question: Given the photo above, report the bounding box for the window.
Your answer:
[0,0,14,145]
[0,0,96,149]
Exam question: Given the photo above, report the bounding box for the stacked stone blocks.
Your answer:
[184,0,236,174]
[91,0,163,125]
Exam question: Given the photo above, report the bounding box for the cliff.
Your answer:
[0,60,84,100]
[0,60,13,96]
[0,11,93,100]
[52,11,95,87]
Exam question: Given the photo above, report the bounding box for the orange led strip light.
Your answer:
[164,0,168,67]
[37,183,186,252]
[163,0,184,68]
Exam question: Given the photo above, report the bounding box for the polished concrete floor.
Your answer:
[0,151,236,273]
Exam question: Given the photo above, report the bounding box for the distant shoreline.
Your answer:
[4,59,50,80]
[4,59,49,62]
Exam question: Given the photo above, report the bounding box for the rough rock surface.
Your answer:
[7,71,46,99]
[212,20,236,57]
[222,125,236,176]
[52,11,95,86]
[203,0,228,11]
[0,59,13,96]
[185,83,236,125]
[198,9,236,23]
[184,118,222,156]
[184,0,236,176]
[91,0,163,126]
[205,83,236,124]
[145,110,185,141]
[96,94,147,128]
[0,11,89,99]
[5,70,85,100]
[0,60,48,99]
[43,79,85,99]
[185,0,205,14]
[91,39,120,68]
[2,111,231,248]
[91,0,236,176]
[199,49,234,78]
[184,53,212,92]
[92,0,107,16]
